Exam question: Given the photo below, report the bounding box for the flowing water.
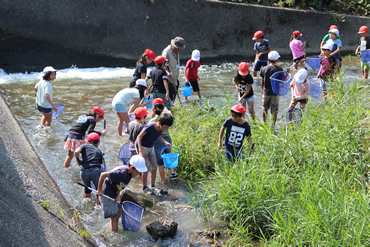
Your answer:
[0,57,363,246]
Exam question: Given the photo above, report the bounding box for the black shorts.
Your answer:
[293,55,305,63]
[168,80,179,101]
[188,80,200,92]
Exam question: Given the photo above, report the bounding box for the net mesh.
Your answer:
[118,142,130,165]
[121,201,144,232]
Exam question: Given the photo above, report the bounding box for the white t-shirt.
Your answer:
[35,79,53,108]
[112,88,140,109]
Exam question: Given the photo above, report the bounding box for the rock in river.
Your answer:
[146,217,178,240]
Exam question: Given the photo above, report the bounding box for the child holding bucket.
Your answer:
[317,43,336,102]
[184,49,201,100]
[289,31,306,70]
[137,113,173,195]
[218,105,254,162]
[127,107,150,156]
[288,69,310,111]
[355,26,370,79]
[149,98,177,183]
[232,62,255,120]
[96,155,147,232]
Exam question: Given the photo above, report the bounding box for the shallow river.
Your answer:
[0,57,362,246]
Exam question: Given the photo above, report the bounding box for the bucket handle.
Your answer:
[161,145,180,157]
[181,81,192,88]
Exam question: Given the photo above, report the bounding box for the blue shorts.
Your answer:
[225,148,245,162]
[36,103,53,114]
[253,61,268,72]
[239,95,254,103]
[112,102,127,113]
[80,167,102,193]
[153,137,172,166]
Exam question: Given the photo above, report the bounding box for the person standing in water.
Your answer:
[129,49,155,88]
[34,66,58,127]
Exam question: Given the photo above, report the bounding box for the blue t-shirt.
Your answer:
[326,39,342,59]
[254,39,271,62]
[140,122,163,148]
[102,166,132,198]
[223,118,251,153]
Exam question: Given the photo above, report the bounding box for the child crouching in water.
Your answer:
[288,69,310,111]
[218,105,254,162]
[149,98,177,183]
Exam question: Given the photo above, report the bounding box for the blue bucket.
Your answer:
[307,77,323,98]
[361,50,370,66]
[161,146,180,169]
[180,81,192,97]
[52,103,65,120]
[270,71,291,96]
[304,56,321,71]
[144,96,152,109]
[121,201,144,232]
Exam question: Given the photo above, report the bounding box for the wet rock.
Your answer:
[120,189,153,208]
[195,228,221,240]
[146,217,178,240]
[173,204,195,210]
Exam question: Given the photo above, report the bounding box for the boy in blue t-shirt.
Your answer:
[326,29,342,71]
[252,31,271,78]
[218,105,254,162]
[137,113,173,195]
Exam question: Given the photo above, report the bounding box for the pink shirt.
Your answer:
[291,78,310,100]
[289,40,305,59]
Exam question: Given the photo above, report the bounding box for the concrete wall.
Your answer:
[1,0,369,72]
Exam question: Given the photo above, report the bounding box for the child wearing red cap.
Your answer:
[355,26,370,79]
[63,106,106,168]
[289,31,306,70]
[218,105,253,162]
[252,31,272,78]
[320,25,341,52]
[232,62,255,120]
[74,132,103,206]
[184,50,201,100]
[129,49,155,88]
[127,107,150,156]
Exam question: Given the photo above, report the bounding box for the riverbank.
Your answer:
[0,91,95,246]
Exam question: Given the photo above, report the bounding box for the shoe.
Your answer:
[142,187,154,195]
[170,173,178,180]
[161,180,168,185]
[150,185,163,194]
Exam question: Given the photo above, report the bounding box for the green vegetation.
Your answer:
[41,200,51,210]
[77,228,90,238]
[174,80,370,245]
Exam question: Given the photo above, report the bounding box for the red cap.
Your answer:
[359,26,368,34]
[230,105,246,115]
[92,106,104,118]
[329,25,338,31]
[252,31,264,40]
[144,49,155,60]
[87,132,100,142]
[154,56,167,64]
[292,31,302,37]
[134,107,150,118]
[238,62,249,76]
[153,98,164,105]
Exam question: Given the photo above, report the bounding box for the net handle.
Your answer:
[77,182,123,205]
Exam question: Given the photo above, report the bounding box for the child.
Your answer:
[129,49,155,88]
[218,105,253,162]
[74,132,103,206]
[320,25,341,54]
[127,107,150,156]
[288,69,310,111]
[64,107,106,168]
[34,66,58,127]
[317,44,337,102]
[252,31,271,78]
[149,98,177,183]
[289,31,306,70]
[96,155,147,232]
[326,29,342,70]
[184,49,201,100]
[232,62,255,120]
[137,113,173,195]
[147,56,173,118]
[355,26,370,79]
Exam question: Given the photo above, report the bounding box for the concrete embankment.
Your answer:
[1,0,370,73]
[0,92,95,246]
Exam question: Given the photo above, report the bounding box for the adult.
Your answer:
[162,37,185,101]
[129,49,155,88]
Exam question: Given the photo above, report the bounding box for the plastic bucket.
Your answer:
[270,71,291,96]
[304,56,321,71]
[144,96,152,109]
[52,103,65,120]
[180,81,192,97]
[121,201,144,232]
[161,146,180,169]
[361,50,370,66]
[307,77,323,98]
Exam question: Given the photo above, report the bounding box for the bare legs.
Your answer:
[117,112,130,136]
[64,150,74,168]
[41,112,52,126]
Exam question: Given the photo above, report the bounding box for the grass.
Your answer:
[41,200,51,210]
[173,80,370,245]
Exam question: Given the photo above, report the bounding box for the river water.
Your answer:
[0,57,362,246]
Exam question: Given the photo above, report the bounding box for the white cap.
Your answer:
[294,69,308,83]
[136,79,147,87]
[322,43,333,50]
[268,51,280,61]
[129,155,148,173]
[329,29,339,35]
[191,50,200,61]
[43,66,57,74]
